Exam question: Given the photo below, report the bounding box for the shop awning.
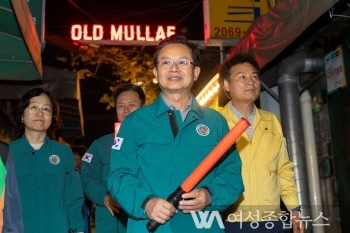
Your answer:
[0,0,43,81]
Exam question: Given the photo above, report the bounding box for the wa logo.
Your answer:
[191,211,225,229]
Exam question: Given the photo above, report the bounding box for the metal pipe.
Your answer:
[278,73,311,218]
[300,90,324,233]
[277,51,324,233]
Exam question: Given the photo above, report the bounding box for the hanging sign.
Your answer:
[70,24,176,42]
[324,46,347,94]
[203,0,274,46]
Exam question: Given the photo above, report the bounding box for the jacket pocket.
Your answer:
[269,170,278,177]
[16,165,32,177]
[188,138,218,149]
[268,163,278,175]
[43,162,67,176]
[187,136,220,160]
[138,133,172,162]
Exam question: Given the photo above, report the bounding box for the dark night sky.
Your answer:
[43,0,205,146]
[45,0,204,41]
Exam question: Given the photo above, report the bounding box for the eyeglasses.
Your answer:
[157,59,195,69]
[27,104,52,116]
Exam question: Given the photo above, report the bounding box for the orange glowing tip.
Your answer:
[114,122,121,138]
[180,118,250,192]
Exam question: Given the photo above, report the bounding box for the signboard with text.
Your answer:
[70,24,176,45]
[324,46,347,94]
[203,0,274,46]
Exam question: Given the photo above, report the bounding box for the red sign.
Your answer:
[71,24,176,42]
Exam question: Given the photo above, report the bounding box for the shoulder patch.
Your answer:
[82,153,93,163]
[112,137,123,150]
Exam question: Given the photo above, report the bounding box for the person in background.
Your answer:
[9,87,84,233]
[72,144,86,172]
[0,140,24,233]
[219,53,304,233]
[71,144,91,233]
[81,83,146,233]
[107,34,244,233]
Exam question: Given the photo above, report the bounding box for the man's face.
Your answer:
[153,44,200,94]
[116,91,143,122]
[223,62,260,104]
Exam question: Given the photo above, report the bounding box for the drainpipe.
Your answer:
[300,90,324,233]
[277,51,324,232]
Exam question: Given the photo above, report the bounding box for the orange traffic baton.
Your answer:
[146,118,250,232]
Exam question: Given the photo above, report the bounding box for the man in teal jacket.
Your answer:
[82,134,128,232]
[82,84,145,233]
[108,34,244,233]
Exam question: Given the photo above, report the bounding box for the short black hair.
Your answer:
[11,87,62,140]
[112,83,146,106]
[220,53,260,83]
[153,34,200,67]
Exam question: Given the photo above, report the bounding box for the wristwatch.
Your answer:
[141,196,153,210]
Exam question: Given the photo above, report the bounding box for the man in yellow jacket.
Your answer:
[219,53,304,233]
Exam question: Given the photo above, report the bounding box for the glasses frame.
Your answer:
[27,104,53,116]
[156,59,195,69]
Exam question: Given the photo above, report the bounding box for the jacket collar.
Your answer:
[153,92,205,119]
[19,134,50,153]
[222,102,269,124]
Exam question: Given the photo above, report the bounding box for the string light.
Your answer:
[196,73,220,106]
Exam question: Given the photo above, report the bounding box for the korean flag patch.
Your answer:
[82,153,93,163]
[112,137,123,150]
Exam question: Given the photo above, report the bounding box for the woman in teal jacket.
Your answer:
[10,88,84,233]
[81,84,145,233]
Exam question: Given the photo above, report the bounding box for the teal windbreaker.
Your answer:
[10,135,84,233]
[81,133,127,232]
[108,94,244,233]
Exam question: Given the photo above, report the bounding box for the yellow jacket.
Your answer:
[220,103,300,222]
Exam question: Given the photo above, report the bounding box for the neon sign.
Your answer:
[71,24,176,42]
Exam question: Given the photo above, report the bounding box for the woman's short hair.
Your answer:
[11,87,62,139]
